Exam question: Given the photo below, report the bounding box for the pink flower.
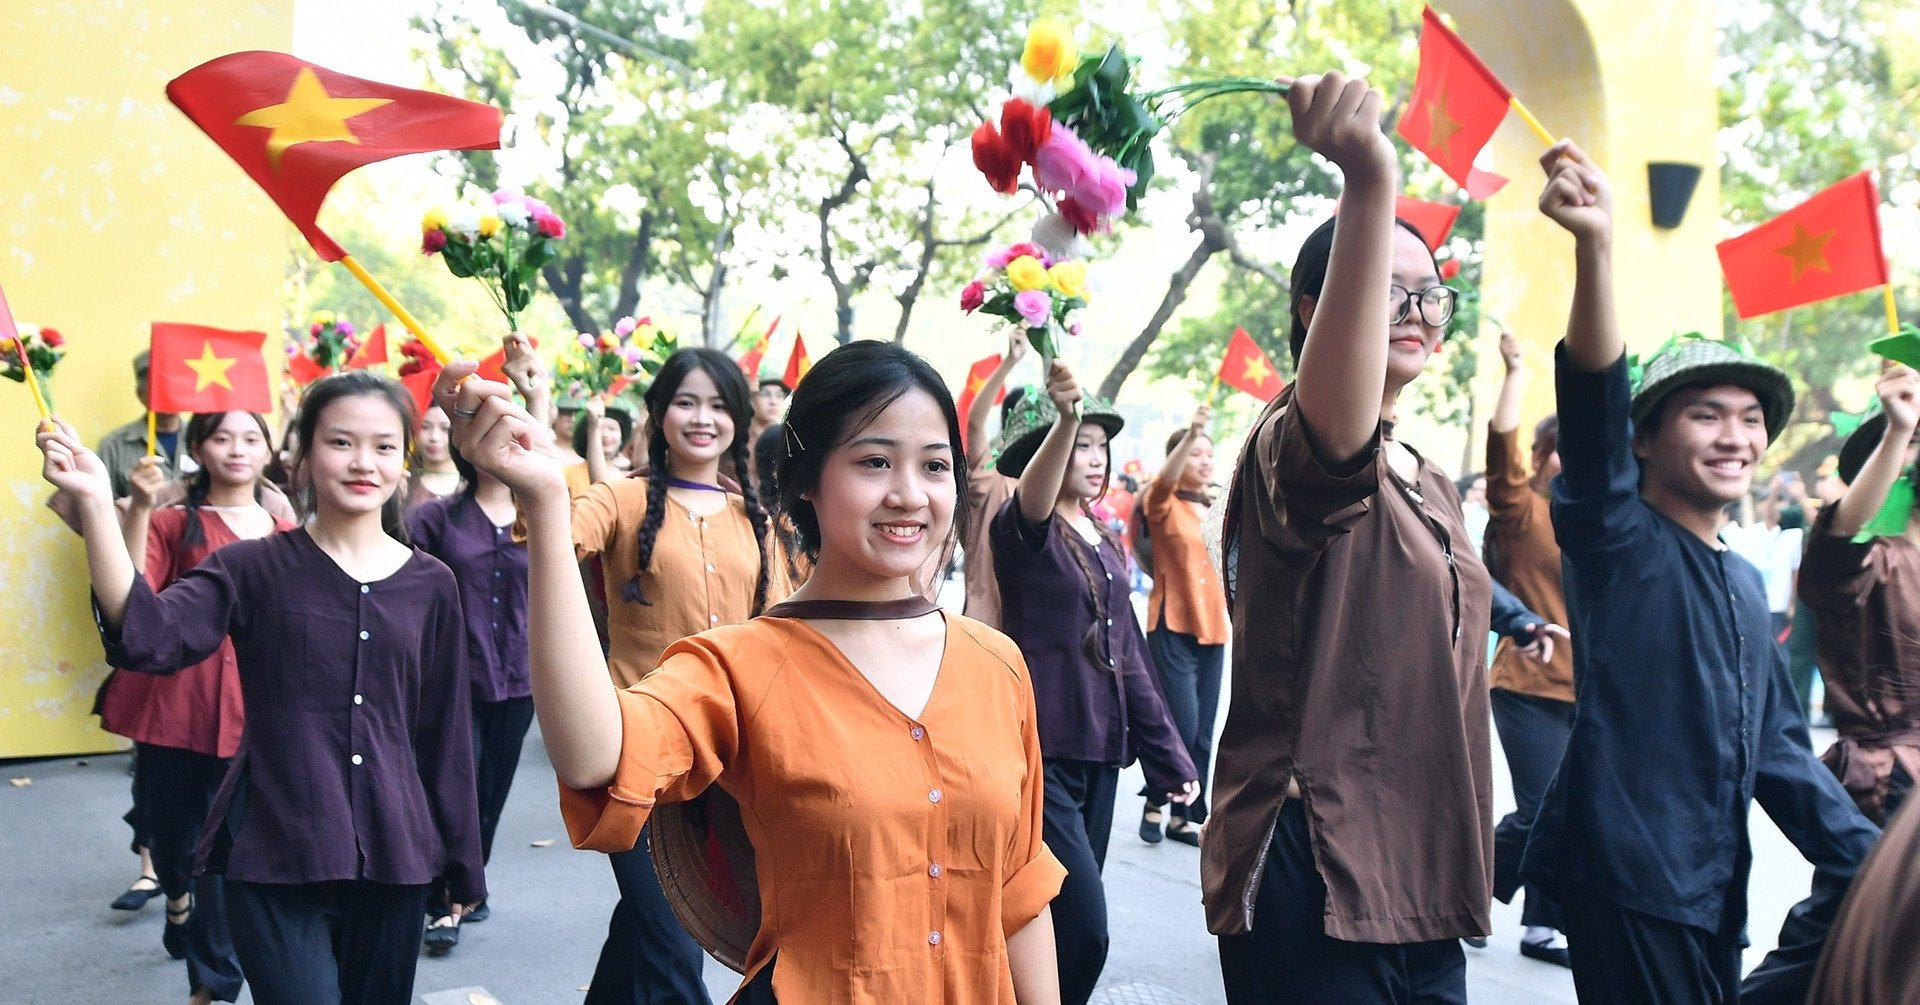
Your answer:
[1033,128,1098,195]
[577,332,597,349]
[534,211,566,239]
[421,229,448,254]
[1071,158,1135,218]
[960,280,986,313]
[1014,289,1052,327]
[336,321,355,337]
[1057,196,1102,235]
[309,323,323,336]
[490,188,525,206]
[614,316,639,336]
[1004,241,1048,266]
[1069,322,1083,337]
[985,245,1016,269]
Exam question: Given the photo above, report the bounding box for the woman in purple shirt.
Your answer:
[38,371,484,1005]
[990,358,1198,1005]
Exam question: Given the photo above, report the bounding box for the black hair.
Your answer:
[450,440,479,499]
[1533,414,1560,458]
[1287,216,1440,366]
[754,423,784,515]
[178,411,273,550]
[294,370,415,544]
[1165,426,1211,456]
[1634,382,1713,440]
[572,405,634,460]
[627,347,768,614]
[757,377,791,395]
[776,341,968,566]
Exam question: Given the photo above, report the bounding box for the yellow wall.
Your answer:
[1451,0,1722,439]
[0,3,293,757]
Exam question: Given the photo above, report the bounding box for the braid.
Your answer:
[730,433,771,615]
[623,435,671,604]
[177,470,214,551]
[1063,504,1116,670]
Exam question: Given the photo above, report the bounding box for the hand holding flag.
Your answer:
[1396,7,1557,199]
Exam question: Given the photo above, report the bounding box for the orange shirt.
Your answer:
[962,458,1015,629]
[1483,425,1574,702]
[560,614,1067,1004]
[1144,476,1229,645]
[571,478,774,687]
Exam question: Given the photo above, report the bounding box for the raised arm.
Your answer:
[1537,141,1619,372]
[121,457,169,573]
[1286,72,1399,464]
[37,419,139,630]
[581,396,613,487]
[442,363,622,790]
[500,331,553,431]
[967,331,1029,455]
[1491,330,1526,435]
[1016,360,1085,526]
[1829,366,1918,539]
[1158,405,1211,490]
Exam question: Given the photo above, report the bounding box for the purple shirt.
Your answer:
[990,494,1195,791]
[407,494,531,704]
[98,528,486,904]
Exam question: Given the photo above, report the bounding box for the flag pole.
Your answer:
[146,409,157,457]
[339,255,452,364]
[1884,284,1900,338]
[1204,373,1221,409]
[10,339,49,421]
[1508,97,1556,147]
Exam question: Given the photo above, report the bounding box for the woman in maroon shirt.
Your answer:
[99,410,293,1005]
[40,371,484,1005]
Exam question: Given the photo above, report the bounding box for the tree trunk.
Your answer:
[610,208,657,322]
[544,256,599,335]
[702,219,736,348]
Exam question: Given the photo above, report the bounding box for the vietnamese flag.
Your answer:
[954,353,1008,452]
[1218,327,1285,403]
[345,323,388,370]
[166,51,502,262]
[287,352,329,385]
[400,364,443,430]
[739,315,780,377]
[782,333,812,390]
[1716,172,1889,320]
[1395,195,1461,251]
[149,324,272,414]
[1396,7,1512,199]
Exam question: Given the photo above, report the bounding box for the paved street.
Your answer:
[2,709,1831,1004]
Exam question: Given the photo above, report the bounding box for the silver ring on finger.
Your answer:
[452,407,479,419]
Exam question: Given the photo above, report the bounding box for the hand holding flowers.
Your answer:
[421,189,567,331]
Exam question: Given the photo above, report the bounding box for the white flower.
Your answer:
[497,201,533,230]
[1008,63,1055,106]
[447,205,481,241]
[1032,212,1092,260]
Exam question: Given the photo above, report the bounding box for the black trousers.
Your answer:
[1219,801,1467,1005]
[585,826,713,1005]
[135,742,244,1001]
[1489,689,1574,931]
[1141,627,1224,824]
[224,879,430,1005]
[472,696,535,866]
[1043,759,1119,1005]
[1561,886,1742,1005]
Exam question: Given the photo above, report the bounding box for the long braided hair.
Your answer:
[177,411,273,551]
[624,347,769,615]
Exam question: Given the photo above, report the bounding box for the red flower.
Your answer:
[534,212,566,239]
[1004,241,1047,263]
[971,121,1023,195]
[1057,196,1102,235]
[422,229,449,255]
[1000,100,1054,165]
[959,280,986,313]
[38,327,64,348]
[1438,259,1462,280]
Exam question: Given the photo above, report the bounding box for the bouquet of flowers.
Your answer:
[558,315,680,400]
[286,311,361,383]
[971,20,1286,244]
[421,189,567,331]
[959,241,1088,362]
[0,322,65,408]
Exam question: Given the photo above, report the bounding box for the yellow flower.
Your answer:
[421,207,448,232]
[1006,255,1050,292]
[1022,19,1079,87]
[477,214,504,238]
[311,310,334,327]
[1048,261,1089,300]
[633,325,655,350]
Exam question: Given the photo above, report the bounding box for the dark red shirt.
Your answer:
[98,528,486,903]
[406,494,531,704]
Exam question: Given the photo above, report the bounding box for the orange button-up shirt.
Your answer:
[559,614,1067,1004]
[1144,475,1229,645]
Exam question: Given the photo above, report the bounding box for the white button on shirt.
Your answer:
[350,754,363,766]
[358,630,369,640]
[928,788,943,803]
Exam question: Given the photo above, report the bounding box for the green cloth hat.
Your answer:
[994,388,1125,478]
[1838,409,1888,485]
[1630,337,1795,444]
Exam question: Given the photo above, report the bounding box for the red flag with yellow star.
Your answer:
[954,353,1007,452]
[1218,327,1285,403]
[166,51,502,262]
[345,323,388,370]
[782,333,813,390]
[149,323,271,414]
[739,315,781,378]
[1395,7,1511,200]
[1716,172,1888,320]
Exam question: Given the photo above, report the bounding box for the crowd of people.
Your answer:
[30,72,1920,1005]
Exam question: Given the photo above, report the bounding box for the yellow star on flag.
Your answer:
[966,374,988,396]
[234,67,392,170]
[1773,222,1834,282]
[1242,353,1274,386]
[185,341,238,392]
[1425,87,1465,162]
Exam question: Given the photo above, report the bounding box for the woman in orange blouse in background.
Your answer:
[440,340,1064,1003]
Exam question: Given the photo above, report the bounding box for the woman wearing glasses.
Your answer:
[1205,73,1494,1003]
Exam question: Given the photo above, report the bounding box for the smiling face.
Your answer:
[1385,226,1445,390]
[304,393,408,518]
[661,367,735,471]
[1060,423,1110,502]
[598,415,627,456]
[1634,384,1769,512]
[417,405,452,466]
[1180,435,1214,490]
[195,412,271,490]
[806,387,957,587]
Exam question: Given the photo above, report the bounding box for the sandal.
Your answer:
[111,873,162,912]
[1138,804,1164,845]
[1166,819,1203,848]
[423,913,460,957]
[163,895,193,960]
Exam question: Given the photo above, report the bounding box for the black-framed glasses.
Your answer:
[1390,284,1459,327]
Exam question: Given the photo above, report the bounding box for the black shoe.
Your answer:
[463,900,490,924]
[111,874,162,912]
[1165,820,1203,848]
[1139,805,1164,845]
[1462,936,1489,949]
[163,897,192,960]
[1521,938,1571,968]
[423,915,460,957]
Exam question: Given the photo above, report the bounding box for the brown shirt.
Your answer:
[1143,475,1229,645]
[1799,506,1920,824]
[559,614,1067,1004]
[1203,393,1494,941]
[962,458,1015,629]
[571,478,770,688]
[1483,425,1575,702]
[1809,795,1920,1005]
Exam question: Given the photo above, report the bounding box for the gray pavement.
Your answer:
[1,711,1834,1005]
